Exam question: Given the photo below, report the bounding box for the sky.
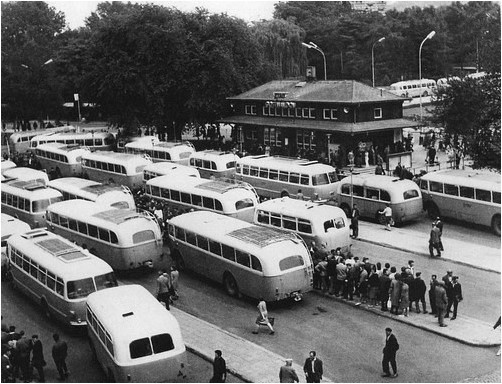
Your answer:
[46,0,278,29]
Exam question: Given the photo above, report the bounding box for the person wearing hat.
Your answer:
[279,358,299,383]
[446,276,463,320]
[428,223,441,257]
[434,280,448,327]
[433,216,444,251]
[381,327,399,378]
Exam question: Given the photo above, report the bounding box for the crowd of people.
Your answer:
[310,245,464,326]
[1,317,69,383]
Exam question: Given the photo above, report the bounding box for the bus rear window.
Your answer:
[235,199,254,210]
[151,333,175,353]
[94,272,118,291]
[130,338,152,359]
[279,255,304,271]
[67,278,96,299]
[403,189,419,200]
[132,230,155,244]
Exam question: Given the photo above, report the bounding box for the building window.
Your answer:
[302,108,309,118]
[264,127,282,147]
[251,105,257,115]
[295,108,302,118]
[288,108,294,117]
[323,109,338,120]
[281,108,288,117]
[374,108,382,119]
[245,129,257,140]
[308,108,316,119]
[331,109,338,120]
[263,105,270,116]
[245,105,257,115]
[274,107,280,117]
[296,130,316,150]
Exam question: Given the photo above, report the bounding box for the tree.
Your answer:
[430,74,501,170]
[1,1,66,122]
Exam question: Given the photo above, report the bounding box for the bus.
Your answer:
[168,211,313,301]
[35,143,90,177]
[6,228,117,326]
[1,214,31,280]
[1,179,63,228]
[7,126,76,154]
[235,155,338,200]
[142,162,200,183]
[86,284,187,382]
[81,151,152,190]
[419,169,501,235]
[188,150,239,179]
[334,174,423,225]
[125,140,195,165]
[388,79,436,98]
[29,131,115,152]
[48,177,136,210]
[254,197,351,254]
[46,200,164,270]
[2,167,49,185]
[145,175,259,222]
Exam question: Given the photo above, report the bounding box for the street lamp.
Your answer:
[302,41,327,80]
[419,31,435,121]
[371,37,385,88]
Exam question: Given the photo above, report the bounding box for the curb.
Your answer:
[311,290,500,348]
[355,237,501,275]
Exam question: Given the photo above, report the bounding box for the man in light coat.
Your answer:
[435,281,448,327]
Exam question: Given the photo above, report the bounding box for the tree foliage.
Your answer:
[431,74,501,170]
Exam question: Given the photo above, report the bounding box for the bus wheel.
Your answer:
[340,203,351,218]
[41,299,51,320]
[492,214,501,236]
[223,273,239,297]
[426,203,440,219]
[280,191,289,198]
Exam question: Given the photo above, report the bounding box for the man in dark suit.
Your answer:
[210,350,226,383]
[51,333,68,380]
[381,327,399,378]
[446,276,463,320]
[303,350,323,383]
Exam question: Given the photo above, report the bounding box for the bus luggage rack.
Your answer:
[228,226,296,248]
[36,238,87,261]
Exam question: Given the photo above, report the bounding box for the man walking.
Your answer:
[51,333,68,380]
[429,275,438,316]
[210,350,226,383]
[279,358,299,383]
[156,269,171,310]
[435,281,448,327]
[31,334,46,383]
[434,216,444,251]
[381,327,399,378]
[378,203,393,231]
[351,204,360,239]
[412,272,428,314]
[303,351,323,383]
[446,276,463,320]
[428,223,441,257]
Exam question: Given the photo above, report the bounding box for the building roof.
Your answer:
[218,115,419,134]
[227,80,407,104]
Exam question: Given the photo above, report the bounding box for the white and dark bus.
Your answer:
[125,140,195,165]
[35,143,90,177]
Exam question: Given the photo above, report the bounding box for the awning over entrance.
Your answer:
[218,115,420,134]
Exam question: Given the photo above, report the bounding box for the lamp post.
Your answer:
[419,31,435,121]
[302,41,327,80]
[371,37,385,88]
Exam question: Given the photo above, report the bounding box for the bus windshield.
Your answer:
[67,278,96,299]
[32,196,63,212]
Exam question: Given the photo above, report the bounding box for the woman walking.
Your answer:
[253,298,275,335]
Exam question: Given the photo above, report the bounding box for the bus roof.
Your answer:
[256,197,346,221]
[143,162,200,177]
[170,211,298,249]
[147,175,256,198]
[339,174,420,191]
[82,151,151,165]
[86,284,182,340]
[49,177,100,190]
[1,160,16,172]
[36,143,91,155]
[32,131,112,141]
[189,150,238,161]
[421,169,501,192]
[1,213,31,240]
[126,140,193,150]
[238,155,336,174]
[11,126,76,140]
[3,168,49,184]
[7,229,113,280]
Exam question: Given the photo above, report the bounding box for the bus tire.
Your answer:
[41,299,51,320]
[340,203,351,219]
[492,214,501,236]
[223,273,239,297]
[280,191,289,198]
[426,203,440,219]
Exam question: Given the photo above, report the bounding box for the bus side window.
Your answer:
[192,194,202,207]
[222,244,235,261]
[235,250,250,268]
[110,231,119,244]
[69,219,78,232]
[430,181,443,193]
[493,192,501,204]
[38,266,47,285]
[270,213,281,227]
[444,184,458,196]
[279,171,288,182]
[380,190,391,202]
[353,185,363,197]
[171,190,181,202]
[78,221,88,235]
[289,173,300,184]
[365,188,379,200]
[214,200,223,212]
[180,192,191,204]
[340,184,350,195]
[251,255,262,272]
[209,240,221,256]
[175,227,186,242]
[56,278,64,296]
[298,219,312,234]
[197,235,209,251]
[257,210,270,224]
[300,174,309,185]
[30,261,38,278]
[211,161,217,170]
[250,166,259,177]
[475,189,491,202]
[419,179,428,190]
[203,160,211,169]
[269,169,278,180]
[98,228,110,242]
[47,271,56,291]
[185,231,197,246]
[259,168,268,179]
[282,216,297,231]
[459,186,474,199]
[161,188,170,199]
[203,197,214,210]
[242,165,250,175]
[151,186,160,197]
[88,224,98,239]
